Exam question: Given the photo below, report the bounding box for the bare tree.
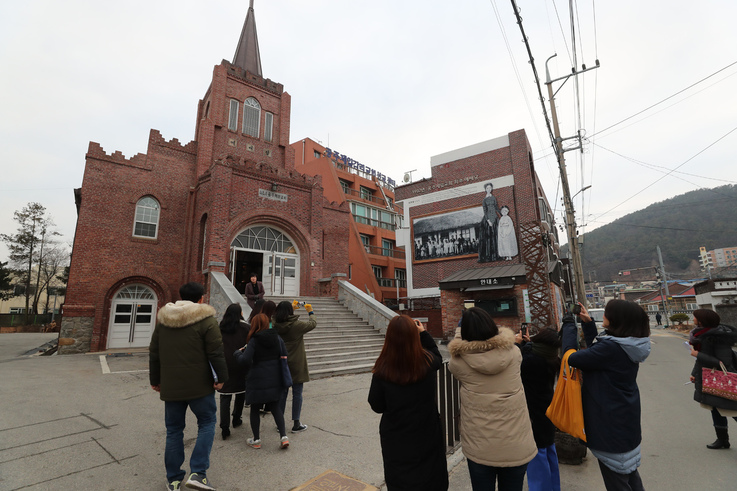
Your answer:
[1,203,61,323]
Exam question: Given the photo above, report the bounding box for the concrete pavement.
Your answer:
[2,329,737,490]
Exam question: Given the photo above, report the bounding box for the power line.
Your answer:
[591,60,737,138]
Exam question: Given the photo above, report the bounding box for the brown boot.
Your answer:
[707,426,730,449]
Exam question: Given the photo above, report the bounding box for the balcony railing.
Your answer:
[353,215,396,230]
[342,186,390,207]
[363,245,405,259]
[374,277,407,288]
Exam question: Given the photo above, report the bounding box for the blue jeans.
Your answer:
[164,393,217,483]
[467,458,528,491]
[279,383,304,422]
[526,446,561,491]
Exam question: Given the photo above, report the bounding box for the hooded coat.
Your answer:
[691,324,737,411]
[234,328,288,405]
[561,319,651,455]
[149,301,228,402]
[274,314,316,384]
[448,328,537,467]
[218,320,250,395]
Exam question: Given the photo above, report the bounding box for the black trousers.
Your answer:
[219,393,245,429]
[249,401,286,439]
[597,460,644,491]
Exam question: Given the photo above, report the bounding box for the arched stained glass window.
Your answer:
[231,226,297,254]
[133,196,160,238]
[115,285,155,300]
[243,97,261,138]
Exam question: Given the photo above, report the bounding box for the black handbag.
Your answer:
[279,339,293,388]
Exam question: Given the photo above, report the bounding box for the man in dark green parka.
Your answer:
[150,282,228,491]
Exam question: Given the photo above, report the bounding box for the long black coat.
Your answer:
[368,331,448,491]
[519,342,558,448]
[691,324,737,411]
[234,329,286,405]
[218,320,250,395]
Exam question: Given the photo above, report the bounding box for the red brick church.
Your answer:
[60,3,350,353]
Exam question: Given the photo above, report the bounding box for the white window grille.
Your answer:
[243,97,261,138]
[133,197,160,238]
[228,99,239,131]
[264,112,273,142]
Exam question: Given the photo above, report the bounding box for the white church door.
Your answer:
[108,285,158,349]
[231,226,300,298]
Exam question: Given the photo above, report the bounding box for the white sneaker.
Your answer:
[280,435,290,449]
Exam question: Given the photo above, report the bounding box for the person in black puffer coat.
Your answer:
[234,314,290,450]
[218,303,250,440]
[516,327,561,491]
[688,309,737,449]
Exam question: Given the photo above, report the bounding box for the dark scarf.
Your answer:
[689,326,712,351]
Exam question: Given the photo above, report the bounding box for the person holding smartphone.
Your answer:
[368,316,448,490]
[449,307,536,490]
[561,300,650,491]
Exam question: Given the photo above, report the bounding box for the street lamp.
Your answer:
[572,185,592,200]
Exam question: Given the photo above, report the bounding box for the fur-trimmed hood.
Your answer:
[156,300,216,328]
[448,328,517,375]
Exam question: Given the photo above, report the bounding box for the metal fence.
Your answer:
[0,313,55,327]
[436,361,461,453]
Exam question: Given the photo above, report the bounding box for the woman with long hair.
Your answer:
[234,314,290,450]
[516,327,561,491]
[217,303,250,440]
[688,309,737,449]
[274,300,316,433]
[563,300,651,491]
[368,315,447,490]
[449,307,536,491]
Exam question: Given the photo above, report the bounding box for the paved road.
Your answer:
[2,330,737,490]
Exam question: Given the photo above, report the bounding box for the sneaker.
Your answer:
[246,437,262,449]
[280,435,290,449]
[184,473,215,491]
[291,424,308,433]
[166,481,181,491]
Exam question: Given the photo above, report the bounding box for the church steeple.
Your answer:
[232,0,262,76]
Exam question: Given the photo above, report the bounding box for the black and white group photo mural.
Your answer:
[412,182,518,263]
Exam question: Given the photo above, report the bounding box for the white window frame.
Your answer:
[133,196,160,239]
[372,265,382,279]
[686,303,699,310]
[228,99,239,131]
[264,111,273,142]
[243,97,261,138]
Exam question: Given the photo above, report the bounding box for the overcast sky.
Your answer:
[1,0,735,262]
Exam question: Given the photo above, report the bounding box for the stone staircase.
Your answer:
[292,296,385,379]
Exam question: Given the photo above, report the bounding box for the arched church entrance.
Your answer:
[230,226,300,298]
[107,284,158,349]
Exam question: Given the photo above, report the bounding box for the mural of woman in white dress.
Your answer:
[496,205,518,260]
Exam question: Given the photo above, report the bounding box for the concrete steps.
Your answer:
[292,296,385,379]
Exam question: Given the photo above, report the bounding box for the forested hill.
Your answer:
[563,184,737,282]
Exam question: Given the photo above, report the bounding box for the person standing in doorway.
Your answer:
[245,273,265,309]
[149,282,228,491]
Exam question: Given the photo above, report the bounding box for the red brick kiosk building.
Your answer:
[394,130,565,339]
[59,5,350,353]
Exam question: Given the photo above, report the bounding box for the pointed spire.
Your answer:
[232,0,262,76]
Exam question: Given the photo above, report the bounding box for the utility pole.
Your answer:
[544,54,599,308]
[657,245,672,327]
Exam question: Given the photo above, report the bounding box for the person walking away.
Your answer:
[516,328,561,491]
[149,282,228,491]
[687,309,737,449]
[449,307,536,491]
[562,300,650,491]
[368,315,448,490]
[217,303,249,440]
[245,273,265,309]
[274,300,316,432]
[234,313,290,450]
